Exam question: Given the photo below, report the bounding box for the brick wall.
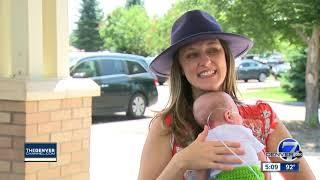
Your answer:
[0,97,92,180]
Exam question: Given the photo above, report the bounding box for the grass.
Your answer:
[239,87,298,103]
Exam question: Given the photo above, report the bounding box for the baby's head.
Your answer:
[193,91,242,128]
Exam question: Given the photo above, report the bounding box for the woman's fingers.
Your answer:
[205,140,244,156]
[208,162,235,171]
[214,146,245,155]
[179,138,244,170]
[196,125,209,142]
[208,140,241,148]
[206,140,245,165]
[213,154,243,164]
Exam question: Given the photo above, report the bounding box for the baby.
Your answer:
[193,91,265,180]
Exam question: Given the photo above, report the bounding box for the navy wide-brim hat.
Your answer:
[150,10,253,76]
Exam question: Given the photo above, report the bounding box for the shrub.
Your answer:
[281,50,320,101]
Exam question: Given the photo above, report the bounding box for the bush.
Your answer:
[281,50,320,101]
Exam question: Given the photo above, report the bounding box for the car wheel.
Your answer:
[127,93,146,118]
[244,79,248,83]
[258,73,267,82]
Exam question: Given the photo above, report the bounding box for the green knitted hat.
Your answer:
[214,165,264,180]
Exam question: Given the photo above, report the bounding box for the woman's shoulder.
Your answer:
[149,113,171,136]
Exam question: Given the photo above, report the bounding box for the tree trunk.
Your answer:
[305,25,320,127]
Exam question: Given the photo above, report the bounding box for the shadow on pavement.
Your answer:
[283,120,320,153]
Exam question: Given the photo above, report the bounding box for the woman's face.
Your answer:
[178,39,227,94]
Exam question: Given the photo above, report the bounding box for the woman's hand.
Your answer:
[173,125,244,171]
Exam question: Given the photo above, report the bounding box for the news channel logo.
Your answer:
[266,138,303,162]
[24,143,57,162]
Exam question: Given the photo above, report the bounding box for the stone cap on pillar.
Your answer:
[0,78,100,101]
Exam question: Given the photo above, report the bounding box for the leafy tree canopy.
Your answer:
[101,6,151,56]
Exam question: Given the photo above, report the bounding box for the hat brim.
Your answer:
[150,32,253,76]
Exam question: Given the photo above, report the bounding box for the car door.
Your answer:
[247,61,260,79]
[93,58,130,113]
[238,62,250,80]
[126,60,149,93]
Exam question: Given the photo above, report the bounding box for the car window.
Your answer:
[241,63,250,67]
[127,61,147,74]
[251,62,258,67]
[72,61,97,77]
[99,60,126,76]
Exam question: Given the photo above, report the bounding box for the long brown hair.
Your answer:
[159,40,240,147]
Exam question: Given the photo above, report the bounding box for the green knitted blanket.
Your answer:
[213,165,264,180]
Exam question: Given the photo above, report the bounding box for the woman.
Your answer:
[138,10,315,180]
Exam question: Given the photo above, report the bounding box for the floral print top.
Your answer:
[238,100,278,149]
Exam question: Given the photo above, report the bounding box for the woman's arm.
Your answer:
[267,120,316,180]
[138,116,182,180]
[257,151,271,180]
[138,117,245,180]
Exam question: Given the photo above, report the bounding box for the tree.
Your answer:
[72,0,104,52]
[212,0,320,127]
[150,0,219,53]
[101,6,151,56]
[266,0,319,127]
[125,0,144,8]
[152,0,279,54]
[250,0,320,126]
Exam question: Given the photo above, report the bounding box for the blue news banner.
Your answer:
[262,138,302,172]
[24,143,57,162]
[261,162,299,172]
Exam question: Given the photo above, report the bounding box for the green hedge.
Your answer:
[281,50,320,101]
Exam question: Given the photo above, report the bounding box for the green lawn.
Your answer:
[239,87,298,102]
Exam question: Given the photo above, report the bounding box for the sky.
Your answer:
[68,0,176,34]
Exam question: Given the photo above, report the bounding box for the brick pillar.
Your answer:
[0,97,93,180]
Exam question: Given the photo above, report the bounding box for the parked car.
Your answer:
[262,57,284,68]
[260,53,284,68]
[145,57,168,85]
[271,62,291,79]
[242,54,261,61]
[236,59,270,82]
[70,52,158,118]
